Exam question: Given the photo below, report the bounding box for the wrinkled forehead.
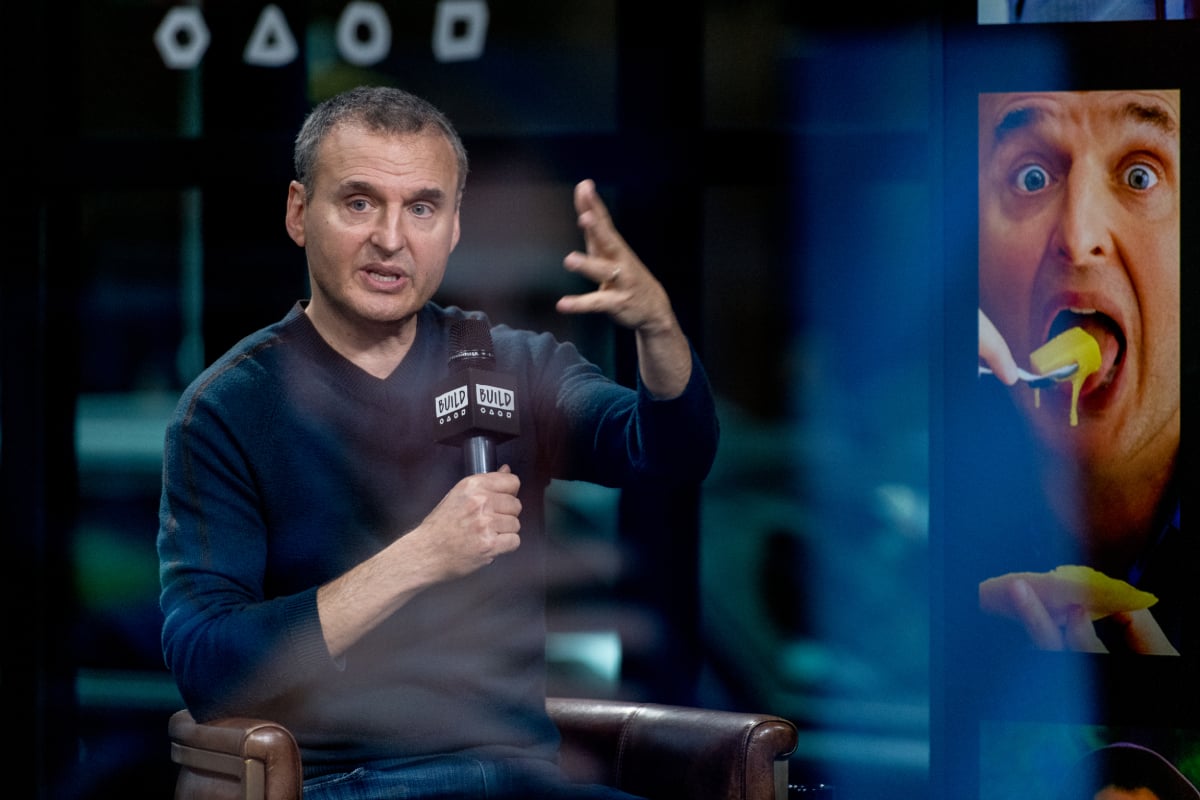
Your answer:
[978,90,1180,153]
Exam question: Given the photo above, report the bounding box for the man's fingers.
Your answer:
[561,250,616,285]
[493,531,521,555]
[1112,609,1179,656]
[979,309,1020,385]
[574,180,632,259]
[574,179,610,224]
[1009,578,1065,651]
[1063,606,1107,653]
[490,492,522,519]
[465,468,520,495]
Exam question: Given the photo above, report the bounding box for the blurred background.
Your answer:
[2,2,942,797]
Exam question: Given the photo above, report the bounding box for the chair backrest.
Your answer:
[549,698,799,800]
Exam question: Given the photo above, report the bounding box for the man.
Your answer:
[974,90,1185,654]
[157,85,718,798]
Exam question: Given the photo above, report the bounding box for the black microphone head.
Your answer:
[435,317,518,469]
[448,318,495,371]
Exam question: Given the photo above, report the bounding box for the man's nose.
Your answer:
[371,208,407,253]
[1052,165,1113,267]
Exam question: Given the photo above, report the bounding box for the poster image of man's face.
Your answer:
[978,90,1180,472]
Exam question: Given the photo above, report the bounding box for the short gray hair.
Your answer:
[293,85,469,200]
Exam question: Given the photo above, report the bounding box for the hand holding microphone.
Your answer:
[411,466,523,581]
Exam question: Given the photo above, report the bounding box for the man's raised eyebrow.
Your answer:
[339,179,378,195]
[408,186,448,204]
[337,181,449,204]
[992,106,1042,145]
[1121,100,1178,135]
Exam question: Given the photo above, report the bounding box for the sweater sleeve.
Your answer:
[157,366,337,722]
[532,334,719,486]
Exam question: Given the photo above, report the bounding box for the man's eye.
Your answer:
[1125,164,1158,191]
[1014,164,1050,193]
[411,203,432,217]
[348,199,370,211]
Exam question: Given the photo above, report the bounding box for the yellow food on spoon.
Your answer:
[1029,326,1101,427]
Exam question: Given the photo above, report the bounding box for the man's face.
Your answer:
[978,90,1180,466]
[286,124,462,338]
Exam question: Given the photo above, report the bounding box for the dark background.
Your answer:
[5,2,1191,799]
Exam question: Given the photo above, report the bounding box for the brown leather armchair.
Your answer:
[169,697,799,800]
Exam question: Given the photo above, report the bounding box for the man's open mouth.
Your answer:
[1045,308,1125,392]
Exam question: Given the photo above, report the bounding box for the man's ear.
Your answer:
[285,180,307,247]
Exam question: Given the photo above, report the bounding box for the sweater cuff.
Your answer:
[635,348,719,480]
[637,347,711,407]
[284,586,344,675]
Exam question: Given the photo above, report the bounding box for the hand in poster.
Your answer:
[987,576,1179,655]
[978,309,1021,385]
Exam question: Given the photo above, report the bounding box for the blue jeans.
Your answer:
[302,754,645,800]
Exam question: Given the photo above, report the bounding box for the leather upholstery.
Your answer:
[169,697,798,800]
[548,698,798,800]
[169,713,302,800]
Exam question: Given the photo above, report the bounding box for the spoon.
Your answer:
[978,362,1079,389]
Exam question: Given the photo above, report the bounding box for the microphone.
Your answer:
[433,318,520,474]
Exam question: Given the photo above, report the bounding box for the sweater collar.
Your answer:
[280,301,450,403]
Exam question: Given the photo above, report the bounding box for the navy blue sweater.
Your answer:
[158,302,718,778]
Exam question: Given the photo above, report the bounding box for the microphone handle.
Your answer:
[463,434,496,475]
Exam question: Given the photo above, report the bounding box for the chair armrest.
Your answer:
[168,710,302,800]
[547,697,798,800]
